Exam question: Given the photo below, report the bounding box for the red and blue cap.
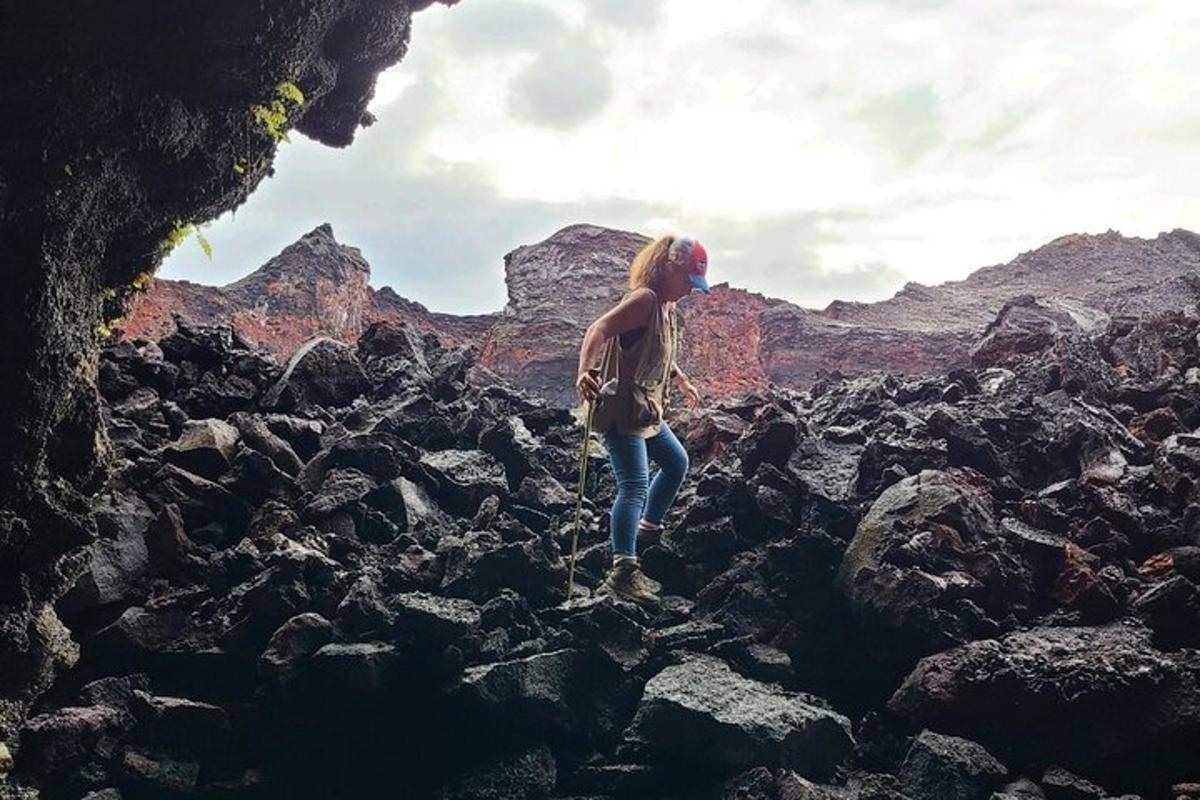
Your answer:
[672,236,710,293]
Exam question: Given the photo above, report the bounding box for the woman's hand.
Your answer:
[678,378,701,409]
[576,370,601,403]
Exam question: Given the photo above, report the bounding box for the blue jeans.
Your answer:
[603,421,689,557]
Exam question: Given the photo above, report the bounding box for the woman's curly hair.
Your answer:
[627,234,681,293]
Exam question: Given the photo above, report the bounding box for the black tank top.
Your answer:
[619,326,647,348]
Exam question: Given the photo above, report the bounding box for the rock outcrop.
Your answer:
[122,224,1200,407]
[4,297,1199,798]
[119,223,498,357]
[890,624,1200,772]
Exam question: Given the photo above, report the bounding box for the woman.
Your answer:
[575,234,710,608]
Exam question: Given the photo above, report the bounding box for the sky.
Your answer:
[160,0,1200,315]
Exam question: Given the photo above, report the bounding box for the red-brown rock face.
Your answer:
[477,225,651,401]
[119,224,496,357]
[220,222,376,352]
[121,223,1200,405]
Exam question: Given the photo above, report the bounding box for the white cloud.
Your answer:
[161,0,1200,314]
[587,0,663,31]
[854,84,943,165]
[506,36,613,129]
[440,0,566,54]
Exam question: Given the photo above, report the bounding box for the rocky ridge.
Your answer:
[121,225,1200,406]
[6,292,1200,798]
[120,224,497,357]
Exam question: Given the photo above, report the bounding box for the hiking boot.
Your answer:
[635,565,663,594]
[601,560,662,609]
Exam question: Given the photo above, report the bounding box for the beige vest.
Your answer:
[586,291,678,438]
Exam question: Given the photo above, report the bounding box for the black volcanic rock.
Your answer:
[1134,574,1200,649]
[435,742,557,800]
[162,418,241,480]
[258,612,335,689]
[262,337,371,411]
[889,624,1200,770]
[837,467,1034,652]
[58,492,155,617]
[619,654,855,779]
[452,648,592,740]
[7,294,1200,798]
[898,730,1008,800]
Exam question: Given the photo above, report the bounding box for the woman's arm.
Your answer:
[576,288,657,398]
[669,359,702,407]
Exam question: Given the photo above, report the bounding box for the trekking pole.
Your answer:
[567,371,617,600]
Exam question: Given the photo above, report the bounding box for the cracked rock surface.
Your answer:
[3,304,1199,798]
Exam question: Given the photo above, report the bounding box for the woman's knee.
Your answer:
[674,445,689,475]
[652,427,688,473]
[661,443,688,479]
[615,474,649,500]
